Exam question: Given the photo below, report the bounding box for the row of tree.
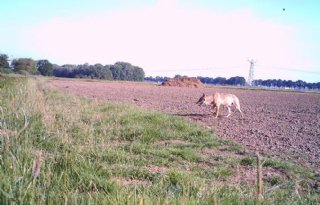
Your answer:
[53,62,145,81]
[145,75,247,86]
[197,76,246,86]
[198,76,320,89]
[144,74,246,86]
[145,75,320,89]
[0,53,145,81]
[1,52,319,89]
[253,79,320,90]
[144,76,169,83]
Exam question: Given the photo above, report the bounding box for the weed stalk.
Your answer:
[32,150,43,181]
[256,152,264,200]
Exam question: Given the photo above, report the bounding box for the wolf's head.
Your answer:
[196,93,212,106]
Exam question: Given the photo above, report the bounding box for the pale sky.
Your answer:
[1,0,320,82]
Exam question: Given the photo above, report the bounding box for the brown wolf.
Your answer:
[196,93,244,118]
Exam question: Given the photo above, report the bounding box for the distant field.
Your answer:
[52,78,320,172]
[0,76,319,204]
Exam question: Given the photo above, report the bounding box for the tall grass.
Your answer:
[0,76,319,204]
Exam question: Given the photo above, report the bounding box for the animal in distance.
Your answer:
[197,93,244,118]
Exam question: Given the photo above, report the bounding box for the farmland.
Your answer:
[0,76,319,204]
[52,79,320,172]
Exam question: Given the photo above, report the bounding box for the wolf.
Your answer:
[197,93,244,118]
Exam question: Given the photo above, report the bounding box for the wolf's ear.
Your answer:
[202,93,205,96]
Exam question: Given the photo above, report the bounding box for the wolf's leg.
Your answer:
[215,105,220,118]
[212,105,217,114]
[239,109,244,118]
[235,103,244,118]
[226,106,231,117]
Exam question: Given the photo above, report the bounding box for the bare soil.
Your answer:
[50,79,320,172]
[161,77,205,88]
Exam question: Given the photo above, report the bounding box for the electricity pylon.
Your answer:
[247,59,255,86]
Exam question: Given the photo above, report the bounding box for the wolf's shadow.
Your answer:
[174,113,209,117]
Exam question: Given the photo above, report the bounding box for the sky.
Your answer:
[0,0,320,82]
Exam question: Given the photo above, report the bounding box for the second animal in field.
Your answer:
[196,93,244,118]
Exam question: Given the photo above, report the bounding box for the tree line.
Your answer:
[52,62,144,81]
[145,75,247,86]
[252,79,320,90]
[197,76,246,86]
[1,52,319,89]
[146,75,320,90]
[144,76,169,83]
[0,53,145,81]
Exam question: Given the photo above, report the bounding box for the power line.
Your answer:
[150,65,246,73]
[256,65,320,75]
[148,64,320,78]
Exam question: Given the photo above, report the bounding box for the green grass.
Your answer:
[240,157,255,166]
[0,75,319,204]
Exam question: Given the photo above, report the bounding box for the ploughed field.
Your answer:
[51,79,320,171]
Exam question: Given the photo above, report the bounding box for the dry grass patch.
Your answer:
[115,178,151,186]
[154,140,192,146]
[146,165,168,174]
